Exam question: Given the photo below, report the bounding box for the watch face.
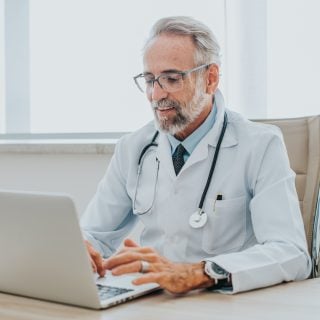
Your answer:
[213,263,228,275]
[210,263,229,279]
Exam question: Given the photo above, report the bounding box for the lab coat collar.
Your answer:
[156,133,176,179]
[205,89,238,149]
[156,89,238,179]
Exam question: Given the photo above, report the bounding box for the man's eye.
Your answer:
[164,76,180,83]
[167,77,179,83]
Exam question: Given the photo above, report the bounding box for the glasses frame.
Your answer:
[133,63,211,93]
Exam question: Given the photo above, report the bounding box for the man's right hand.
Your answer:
[84,240,106,277]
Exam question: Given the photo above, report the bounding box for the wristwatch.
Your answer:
[203,262,231,288]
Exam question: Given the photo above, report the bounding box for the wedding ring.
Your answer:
[140,260,150,273]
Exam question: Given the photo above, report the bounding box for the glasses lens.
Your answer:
[159,74,183,92]
[134,76,146,92]
[134,73,184,93]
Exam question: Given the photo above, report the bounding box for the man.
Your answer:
[81,16,311,294]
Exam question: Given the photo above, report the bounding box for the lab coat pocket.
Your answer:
[202,195,247,255]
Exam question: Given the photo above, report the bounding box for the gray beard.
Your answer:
[152,87,209,136]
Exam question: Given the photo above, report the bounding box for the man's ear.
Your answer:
[206,64,219,95]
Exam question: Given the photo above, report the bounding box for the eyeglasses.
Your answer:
[133,64,210,93]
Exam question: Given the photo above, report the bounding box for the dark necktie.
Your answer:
[172,144,187,175]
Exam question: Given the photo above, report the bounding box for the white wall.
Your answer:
[0,148,146,242]
[225,0,268,118]
[267,0,320,118]
[0,151,112,215]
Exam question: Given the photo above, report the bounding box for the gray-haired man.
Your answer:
[81,16,310,294]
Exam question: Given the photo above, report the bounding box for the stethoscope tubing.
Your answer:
[198,112,228,211]
[138,131,159,165]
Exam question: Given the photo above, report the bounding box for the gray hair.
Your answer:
[144,16,221,66]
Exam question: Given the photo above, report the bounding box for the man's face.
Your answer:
[143,34,212,138]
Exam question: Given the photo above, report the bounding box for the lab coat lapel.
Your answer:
[203,88,238,149]
[156,133,176,180]
[181,92,238,173]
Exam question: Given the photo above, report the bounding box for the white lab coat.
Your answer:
[81,91,311,293]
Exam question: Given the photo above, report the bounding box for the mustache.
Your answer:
[152,99,180,110]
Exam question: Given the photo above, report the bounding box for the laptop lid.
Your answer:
[0,190,159,309]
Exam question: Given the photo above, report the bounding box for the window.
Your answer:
[2,0,318,136]
[2,0,225,134]
[267,0,320,118]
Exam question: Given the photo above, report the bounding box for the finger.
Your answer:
[111,260,142,275]
[118,246,155,255]
[123,238,139,248]
[105,252,158,269]
[132,273,162,286]
[90,257,97,273]
[104,251,144,269]
[94,255,106,277]
[85,241,106,277]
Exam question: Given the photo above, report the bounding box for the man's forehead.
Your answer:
[143,34,195,73]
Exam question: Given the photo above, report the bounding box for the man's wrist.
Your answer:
[192,262,216,289]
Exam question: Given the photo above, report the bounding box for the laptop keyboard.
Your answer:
[97,284,134,300]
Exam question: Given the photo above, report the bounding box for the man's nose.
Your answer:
[151,80,168,101]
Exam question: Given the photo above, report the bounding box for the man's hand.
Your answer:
[104,238,215,294]
[84,240,106,277]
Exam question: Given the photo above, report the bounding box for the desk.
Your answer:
[0,278,319,320]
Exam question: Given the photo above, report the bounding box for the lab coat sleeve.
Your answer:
[80,137,138,258]
[205,131,312,293]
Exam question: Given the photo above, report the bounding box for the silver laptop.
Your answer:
[0,190,160,309]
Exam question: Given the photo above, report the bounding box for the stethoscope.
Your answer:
[133,112,228,229]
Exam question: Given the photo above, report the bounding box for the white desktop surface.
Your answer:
[0,278,319,320]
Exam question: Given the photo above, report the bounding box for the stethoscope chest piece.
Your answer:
[189,209,208,228]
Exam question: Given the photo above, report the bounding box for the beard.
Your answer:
[151,81,210,136]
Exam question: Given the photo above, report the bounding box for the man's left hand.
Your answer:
[103,238,215,294]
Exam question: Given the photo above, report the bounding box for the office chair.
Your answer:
[254,115,320,278]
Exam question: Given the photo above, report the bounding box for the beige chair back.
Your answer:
[254,115,320,277]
